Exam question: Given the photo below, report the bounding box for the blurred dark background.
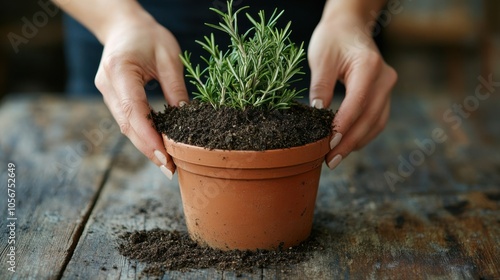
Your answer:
[1,0,499,99]
[1,0,66,95]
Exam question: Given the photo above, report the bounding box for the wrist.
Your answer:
[96,3,155,44]
[54,0,155,44]
[321,0,386,26]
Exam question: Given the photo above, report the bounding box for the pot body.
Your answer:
[164,135,330,251]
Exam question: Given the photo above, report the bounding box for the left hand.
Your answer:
[308,15,398,169]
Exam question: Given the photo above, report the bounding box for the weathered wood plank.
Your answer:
[328,93,500,197]
[262,94,500,279]
[62,139,237,279]
[0,95,122,279]
[63,94,499,279]
[261,190,499,279]
[2,94,497,279]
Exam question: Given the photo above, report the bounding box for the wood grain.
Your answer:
[0,95,122,279]
[0,94,499,279]
[62,138,235,279]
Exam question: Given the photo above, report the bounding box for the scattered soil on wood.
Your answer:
[150,101,334,150]
[118,228,323,276]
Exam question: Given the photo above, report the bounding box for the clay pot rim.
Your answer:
[163,134,331,169]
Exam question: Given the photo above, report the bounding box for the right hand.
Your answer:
[94,11,188,178]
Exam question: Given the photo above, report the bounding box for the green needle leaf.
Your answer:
[179,0,306,110]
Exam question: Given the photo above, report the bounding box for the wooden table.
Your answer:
[0,93,499,279]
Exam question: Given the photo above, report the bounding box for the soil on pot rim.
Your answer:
[118,228,324,275]
[150,101,334,150]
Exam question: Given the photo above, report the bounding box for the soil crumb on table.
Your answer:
[150,101,334,150]
[118,228,323,276]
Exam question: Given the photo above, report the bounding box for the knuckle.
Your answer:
[354,91,368,108]
[118,122,131,135]
[310,78,333,95]
[346,91,368,112]
[360,50,383,71]
[94,73,106,92]
[385,65,398,87]
[120,98,135,120]
[167,80,187,96]
[102,53,126,74]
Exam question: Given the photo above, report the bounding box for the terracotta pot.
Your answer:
[163,135,330,251]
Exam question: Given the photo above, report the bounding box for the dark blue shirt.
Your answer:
[63,0,325,96]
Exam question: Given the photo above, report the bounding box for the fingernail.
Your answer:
[311,99,324,109]
[327,154,342,170]
[179,101,187,107]
[160,165,173,180]
[329,133,343,150]
[154,150,167,166]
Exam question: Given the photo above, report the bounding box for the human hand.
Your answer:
[94,11,188,179]
[308,14,398,170]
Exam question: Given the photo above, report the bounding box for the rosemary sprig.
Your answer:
[180,0,306,110]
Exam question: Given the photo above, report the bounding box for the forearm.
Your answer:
[321,0,388,24]
[52,0,153,43]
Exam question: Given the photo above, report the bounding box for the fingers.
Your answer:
[95,61,176,177]
[155,32,189,106]
[326,64,397,169]
[355,100,390,149]
[332,51,383,137]
[308,28,339,109]
[308,55,339,109]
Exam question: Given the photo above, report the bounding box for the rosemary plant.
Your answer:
[180,0,306,110]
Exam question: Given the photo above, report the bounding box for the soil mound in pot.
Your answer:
[150,101,334,150]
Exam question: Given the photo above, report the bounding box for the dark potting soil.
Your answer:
[150,101,334,150]
[118,228,323,276]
